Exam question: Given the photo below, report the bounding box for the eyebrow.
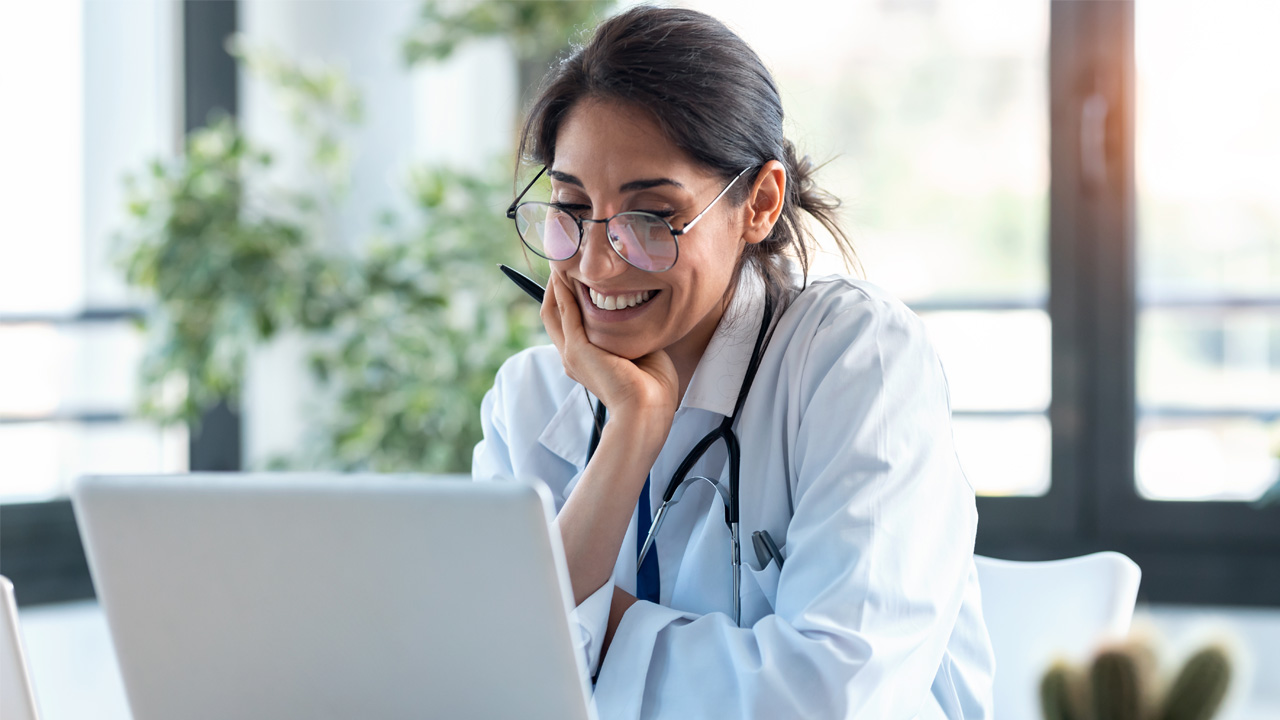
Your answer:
[547,169,686,193]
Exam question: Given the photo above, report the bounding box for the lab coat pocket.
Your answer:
[747,544,785,612]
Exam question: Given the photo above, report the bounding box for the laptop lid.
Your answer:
[1,575,42,720]
[73,473,595,720]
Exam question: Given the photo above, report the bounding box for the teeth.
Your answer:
[588,288,654,311]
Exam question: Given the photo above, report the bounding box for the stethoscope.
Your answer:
[585,294,776,627]
[498,263,779,626]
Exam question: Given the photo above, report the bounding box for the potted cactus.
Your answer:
[1041,638,1232,720]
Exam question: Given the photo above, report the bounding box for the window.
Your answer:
[5,0,1277,607]
[1134,0,1280,502]
[695,0,1053,496]
[0,0,186,505]
[690,0,1280,603]
[0,0,207,606]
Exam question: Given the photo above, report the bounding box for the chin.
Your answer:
[585,329,653,360]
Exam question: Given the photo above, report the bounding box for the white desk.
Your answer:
[16,601,1280,720]
[18,600,130,720]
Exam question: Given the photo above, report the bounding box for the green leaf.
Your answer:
[117,0,601,470]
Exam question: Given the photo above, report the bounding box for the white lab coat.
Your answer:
[473,271,995,719]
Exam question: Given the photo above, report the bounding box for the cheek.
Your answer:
[682,235,743,291]
[665,259,736,322]
[548,261,580,289]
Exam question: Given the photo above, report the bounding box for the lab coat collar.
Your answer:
[535,268,768,474]
[537,381,595,471]
[679,268,767,418]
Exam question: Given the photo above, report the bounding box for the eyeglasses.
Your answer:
[506,166,752,273]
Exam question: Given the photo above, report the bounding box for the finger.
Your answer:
[541,273,565,351]
[552,275,589,345]
[546,275,585,384]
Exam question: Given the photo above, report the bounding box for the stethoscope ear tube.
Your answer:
[723,427,741,526]
[586,396,607,461]
[725,426,742,625]
[664,426,731,505]
[635,474,741,626]
[636,504,667,572]
[581,292,777,628]
[637,475,732,569]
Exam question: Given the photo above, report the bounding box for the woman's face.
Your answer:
[548,99,747,362]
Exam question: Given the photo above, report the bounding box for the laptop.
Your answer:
[1,575,42,720]
[73,473,597,720]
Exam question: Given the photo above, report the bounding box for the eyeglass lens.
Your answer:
[514,204,678,272]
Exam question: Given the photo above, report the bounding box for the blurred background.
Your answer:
[0,0,1277,718]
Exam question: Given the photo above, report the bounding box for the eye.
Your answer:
[550,202,592,219]
[638,209,676,219]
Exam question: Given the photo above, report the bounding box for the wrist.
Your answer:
[600,404,672,451]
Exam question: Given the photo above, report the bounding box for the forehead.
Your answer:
[551,99,708,187]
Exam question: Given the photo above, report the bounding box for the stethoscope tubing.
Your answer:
[592,295,775,627]
[498,263,776,627]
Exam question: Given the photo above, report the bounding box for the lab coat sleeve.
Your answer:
[593,297,979,719]
[472,353,614,678]
[567,575,614,678]
[472,378,515,483]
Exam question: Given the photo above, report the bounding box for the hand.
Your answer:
[543,274,676,607]
[541,273,679,431]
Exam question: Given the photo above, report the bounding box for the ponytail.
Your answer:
[741,140,857,310]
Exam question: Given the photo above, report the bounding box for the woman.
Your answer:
[473,6,995,718]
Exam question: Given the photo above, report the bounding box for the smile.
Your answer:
[587,287,657,311]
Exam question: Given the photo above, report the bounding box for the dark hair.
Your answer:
[517,5,856,310]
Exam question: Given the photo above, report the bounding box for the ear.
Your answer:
[741,160,787,245]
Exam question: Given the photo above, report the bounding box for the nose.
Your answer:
[576,219,629,281]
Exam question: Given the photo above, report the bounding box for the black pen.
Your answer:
[499,264,545,303]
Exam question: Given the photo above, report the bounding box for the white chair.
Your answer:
[1,575,42,720]
[975,552,1141,720]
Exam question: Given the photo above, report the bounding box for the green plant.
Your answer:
[118,1,610,472]
[405,0,613,109]
[228,37,363,195]
[1159,646,1232,720]
[1090,648,1146,720]
[1041,639,1232,720]
[118,116,324,423]
[1041,662,1089,720]
[307,166,545,472]
[404,0,610,66]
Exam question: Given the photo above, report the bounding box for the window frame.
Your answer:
[4,0,1278,608]
[975,0,1280,606]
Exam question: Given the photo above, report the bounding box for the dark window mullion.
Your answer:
[183,0,242,473]
[975,0,1098,547]
[1067,0,1138,544]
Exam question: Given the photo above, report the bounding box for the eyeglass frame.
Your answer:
[505,165,754,273]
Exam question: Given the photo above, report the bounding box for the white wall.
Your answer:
[82,0,182,309]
